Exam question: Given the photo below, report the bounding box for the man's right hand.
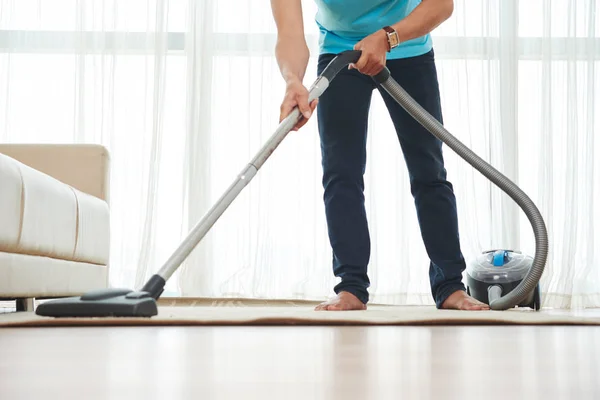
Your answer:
[279,77,318,131]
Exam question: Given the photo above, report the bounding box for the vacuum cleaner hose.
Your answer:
[369,62,548,311]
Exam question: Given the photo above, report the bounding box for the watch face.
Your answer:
[388,32,399,48]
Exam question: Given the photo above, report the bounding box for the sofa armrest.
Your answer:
[0,144,110,202]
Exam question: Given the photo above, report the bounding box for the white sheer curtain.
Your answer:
[0,0,598,308]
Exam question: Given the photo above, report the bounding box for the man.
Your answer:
[270,0,490,311]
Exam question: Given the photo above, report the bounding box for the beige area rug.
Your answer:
[1,298,599,327]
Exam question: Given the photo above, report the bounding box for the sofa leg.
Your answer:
[16,298,35,312]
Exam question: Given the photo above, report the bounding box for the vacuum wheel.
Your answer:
[532,284,541,311]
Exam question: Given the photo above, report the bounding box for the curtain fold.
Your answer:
[0,0,598,308]
[176,0,216,296]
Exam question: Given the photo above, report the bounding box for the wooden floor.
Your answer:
[1,324,599,399]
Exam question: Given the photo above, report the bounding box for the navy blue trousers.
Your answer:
[316,49,466,308]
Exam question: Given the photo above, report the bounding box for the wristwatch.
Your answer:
[383,26,400,52]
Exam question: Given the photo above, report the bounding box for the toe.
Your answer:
[467,301,490,310]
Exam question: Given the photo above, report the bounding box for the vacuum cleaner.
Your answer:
[35,50,548,317]
[467,249,541,310]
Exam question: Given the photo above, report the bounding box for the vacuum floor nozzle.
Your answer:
[35,288,158,318]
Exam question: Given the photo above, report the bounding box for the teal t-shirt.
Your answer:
[314,0,432,59]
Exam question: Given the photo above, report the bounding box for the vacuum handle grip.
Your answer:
[318,49,391,87]
[319,50,362,80]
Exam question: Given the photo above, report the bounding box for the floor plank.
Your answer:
[1,325,599,399]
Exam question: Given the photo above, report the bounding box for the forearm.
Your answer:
[391,0,454,42]
[275,37,310,83]
[271,0,309,83]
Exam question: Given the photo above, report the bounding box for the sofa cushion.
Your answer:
[0,153,109,265]
[0,251,108,297]
[18,160,79,260]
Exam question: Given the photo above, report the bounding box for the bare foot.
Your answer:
[315,291,367,311]
[441,290,490,310]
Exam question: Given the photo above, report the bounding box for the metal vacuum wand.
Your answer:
[140,57,342,299]
[145,76,330,291]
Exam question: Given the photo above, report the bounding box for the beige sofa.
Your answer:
[0,144,110,311]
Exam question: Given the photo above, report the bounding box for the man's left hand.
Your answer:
[350,29,389,76]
